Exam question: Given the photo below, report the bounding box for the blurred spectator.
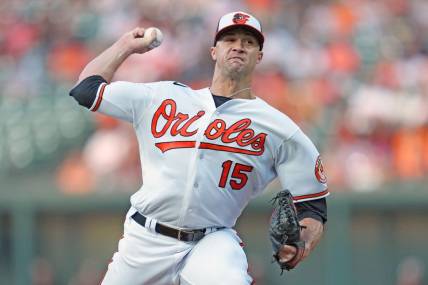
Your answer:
[67,259,103,285]
[56,114,141,194]
[396,256,425,285]
[81,114,140,192]
[56,150,95,195]
[31,257,54,285]
[47,42,92,82]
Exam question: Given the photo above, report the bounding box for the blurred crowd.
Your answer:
[2,0,428,194]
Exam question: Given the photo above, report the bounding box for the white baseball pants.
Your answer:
[101,208,253,285]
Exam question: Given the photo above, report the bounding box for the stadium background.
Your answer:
[0,0,427,284]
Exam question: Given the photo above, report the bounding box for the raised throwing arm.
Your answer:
[77,27,162,83]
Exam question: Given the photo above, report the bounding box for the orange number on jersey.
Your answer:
[219,160,254,190]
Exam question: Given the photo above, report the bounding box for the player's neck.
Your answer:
[210,75,254,99]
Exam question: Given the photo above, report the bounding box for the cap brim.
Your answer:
[214,24,264,49]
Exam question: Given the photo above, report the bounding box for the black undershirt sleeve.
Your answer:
[295,198,327,224]
[69,75,107,109]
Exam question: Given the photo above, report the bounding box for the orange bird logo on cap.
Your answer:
[233,13,250,24]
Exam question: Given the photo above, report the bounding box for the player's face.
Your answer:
[211,29,263,79]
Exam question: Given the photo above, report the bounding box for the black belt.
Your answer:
[131,212,210,242]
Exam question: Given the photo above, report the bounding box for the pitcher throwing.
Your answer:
[70,11,329,285]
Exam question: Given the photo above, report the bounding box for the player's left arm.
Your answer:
[298,216,324,260]
[274,129,329,265]
[297,197,326,260]
[276,198,327,263]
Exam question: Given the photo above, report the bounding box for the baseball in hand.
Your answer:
[143,27,163,50]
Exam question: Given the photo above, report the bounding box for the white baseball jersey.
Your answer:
[90,81,329,229]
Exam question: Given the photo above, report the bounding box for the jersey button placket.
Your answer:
[177,111,210,226]
[192,111,213,191]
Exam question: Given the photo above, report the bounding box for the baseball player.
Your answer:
[70,11,329,285]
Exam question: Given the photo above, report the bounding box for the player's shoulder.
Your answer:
[254,97,300,136]
[155,80,190,88]
[154,80,199,92]
[255,97,295,122]
[172,81,189,88]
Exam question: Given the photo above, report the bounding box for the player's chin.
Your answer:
[226,62,246,73]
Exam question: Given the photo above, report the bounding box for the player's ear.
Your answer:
[210,46,217,61]
[256,51,263,64]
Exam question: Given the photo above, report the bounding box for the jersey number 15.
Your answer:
[219,160,253,191]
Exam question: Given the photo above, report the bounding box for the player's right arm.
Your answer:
[69,28,160,123]
[78,27,157,83]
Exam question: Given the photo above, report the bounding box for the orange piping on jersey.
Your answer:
[92,83,107,112]
[155,141,264,155]
[293,189,329,201]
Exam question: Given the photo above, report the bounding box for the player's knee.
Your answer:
[180,268,251,285]
[180,254,251,285]
[179,230,252,284]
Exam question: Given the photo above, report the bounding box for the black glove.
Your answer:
[269,189,305,272]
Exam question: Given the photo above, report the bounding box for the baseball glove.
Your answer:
[269,189,305,273]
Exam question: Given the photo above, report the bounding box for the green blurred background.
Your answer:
[1,0,427,284]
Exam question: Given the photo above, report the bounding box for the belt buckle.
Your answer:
[177,229,204,242]
[177,229,191,241]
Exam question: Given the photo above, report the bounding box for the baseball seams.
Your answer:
[144,27,163,50]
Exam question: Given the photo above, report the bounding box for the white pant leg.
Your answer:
[179,228,253,285]
[102,210,193,285]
